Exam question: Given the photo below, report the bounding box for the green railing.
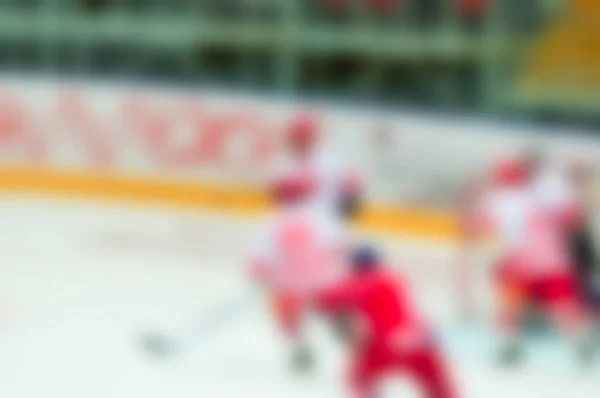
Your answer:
[1,0,593,126]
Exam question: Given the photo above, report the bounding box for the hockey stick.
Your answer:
[140,287,259,358]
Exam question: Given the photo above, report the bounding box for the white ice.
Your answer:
[0,196,598,398]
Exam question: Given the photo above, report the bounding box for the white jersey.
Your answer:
[268,148,360,215]
[478,186,571,278]
[531,167,576,220]
[250,204,348,296]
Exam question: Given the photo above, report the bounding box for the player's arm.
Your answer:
[247,223,277,287]
[315,277,358,314]
[337,169,363,220]
[248,258,274,284]
[314,278,362,342]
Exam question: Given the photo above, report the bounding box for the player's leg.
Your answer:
[347,347,389,398]
[403,345,458,398]
[540,273,595,365]
[568,222,600,337]
[495,267,528,365]
[271,292,313,371]
[272,292,303,336]
[570,222,596,302]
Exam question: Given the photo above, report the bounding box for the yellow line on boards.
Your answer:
[0,166,458,242]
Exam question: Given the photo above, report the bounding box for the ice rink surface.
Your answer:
[0,196,598,398]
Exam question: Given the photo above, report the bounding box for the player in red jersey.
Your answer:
[316,245,458,398]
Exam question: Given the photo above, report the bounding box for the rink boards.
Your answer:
[1,76,600,242]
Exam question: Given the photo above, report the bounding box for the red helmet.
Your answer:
[286,113,319,148]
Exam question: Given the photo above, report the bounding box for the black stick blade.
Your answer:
[140,331,177,358]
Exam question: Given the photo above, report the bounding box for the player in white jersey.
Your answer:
[248,113,361,371]
[529,155,600,314]
[268,113,362,222]
[475,157,592,365]
[249,174,349,371]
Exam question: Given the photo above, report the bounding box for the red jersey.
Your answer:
[317,269,425,349]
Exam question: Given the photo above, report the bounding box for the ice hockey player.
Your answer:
[316,244,458,398]
[249,172,349,372]
[476,156,593,366]
[268,113,363,222]
[527,153,600,336]
[564,159,600,327]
